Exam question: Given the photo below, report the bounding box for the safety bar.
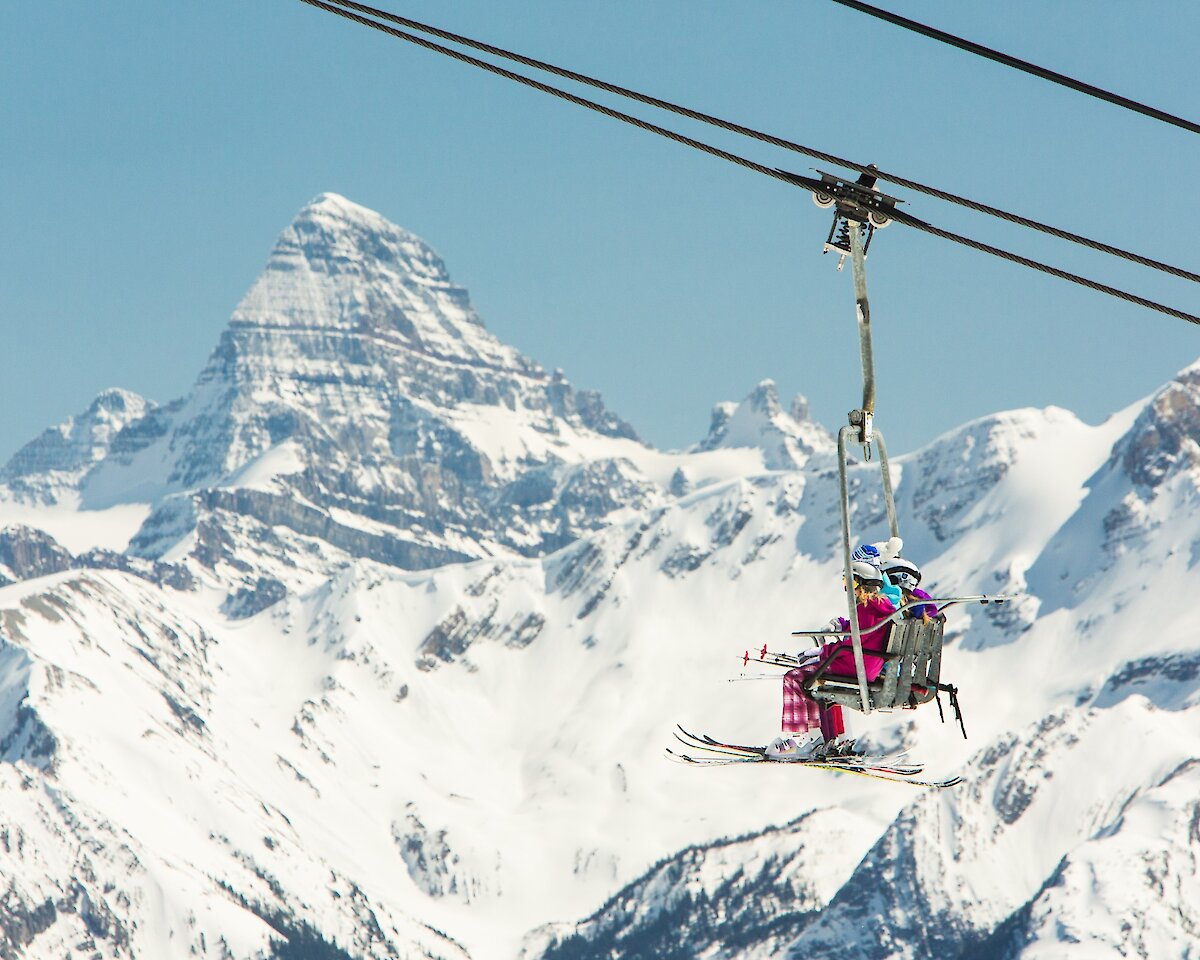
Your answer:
[790,594,1017,638]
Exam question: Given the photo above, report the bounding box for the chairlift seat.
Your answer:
[805,618,945,713]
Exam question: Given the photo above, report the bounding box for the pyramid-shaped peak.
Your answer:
[291,193,425,252]
[80,193,638,518]
[231,193,485,345]
[301,191,384,220]
[273,192,453,287]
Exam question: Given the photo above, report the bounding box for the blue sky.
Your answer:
[2,1,1198,460]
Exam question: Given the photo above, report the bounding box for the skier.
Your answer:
[883,556,940,622]
[852,538,904,609]
[768,560,896,758]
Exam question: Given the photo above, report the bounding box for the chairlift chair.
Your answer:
[802,203,1014,722]
[789,596,1009,737]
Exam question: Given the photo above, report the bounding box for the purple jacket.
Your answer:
[907,587,939,621]
[827,595,897,681]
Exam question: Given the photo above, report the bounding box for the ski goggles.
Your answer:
[887,569,921,590]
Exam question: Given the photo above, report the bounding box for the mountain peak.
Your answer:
[300,191,383,221]
[1115,364,1200,489]
[231,193,477,341]
[697,379,830,469]
[288,192,439,267]
[72,195,642,581]
[1,388,154,504]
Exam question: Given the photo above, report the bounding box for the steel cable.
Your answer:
[294,0,1200,326]
[827,0,1200,137]
[888,210,1200,326]
[317,0,1200,285]
[293,0,805,184]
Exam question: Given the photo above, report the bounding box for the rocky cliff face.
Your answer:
[1,389,152,505]
[1116,362,1200,489]
[43,195,665,602]
[698,380,831,470]
[1026,365,1200,618]
[0,524,191,591]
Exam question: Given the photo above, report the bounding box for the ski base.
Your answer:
[669,726,962,789]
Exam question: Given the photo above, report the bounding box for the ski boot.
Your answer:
[766,737,819,760]
[814,737,863,760]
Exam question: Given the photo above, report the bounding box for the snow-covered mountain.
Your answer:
[1,388,153,507]
[696,379,830,471]
[20,193,802,616]
[1,194,1197,960]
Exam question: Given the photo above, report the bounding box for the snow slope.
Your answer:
[528,372,1200,960]
[1,195,1198,960]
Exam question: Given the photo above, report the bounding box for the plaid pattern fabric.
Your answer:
[782,665,844,739]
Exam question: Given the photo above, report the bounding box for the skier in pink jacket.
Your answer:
[770,560,896,758]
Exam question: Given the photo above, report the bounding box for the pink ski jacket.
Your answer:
[826,595,897,682]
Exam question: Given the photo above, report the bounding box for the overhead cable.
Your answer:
[293,0,803,184]
[295,0,1200,327]
[826,0,1200,137]
[316,0,1200,286]
[887,209,1200,327]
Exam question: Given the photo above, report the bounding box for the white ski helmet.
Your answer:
[884,557,921,590]
[850,560,883,586]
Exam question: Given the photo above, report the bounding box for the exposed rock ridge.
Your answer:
[1,389,153,504]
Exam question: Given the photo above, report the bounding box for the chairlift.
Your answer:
[789,597,1002,738]
[801,172,1013,722]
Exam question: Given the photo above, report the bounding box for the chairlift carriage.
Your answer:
[781,167,1012,732]
[673,173,1014,784]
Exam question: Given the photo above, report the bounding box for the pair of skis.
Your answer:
[667,726,962,789]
